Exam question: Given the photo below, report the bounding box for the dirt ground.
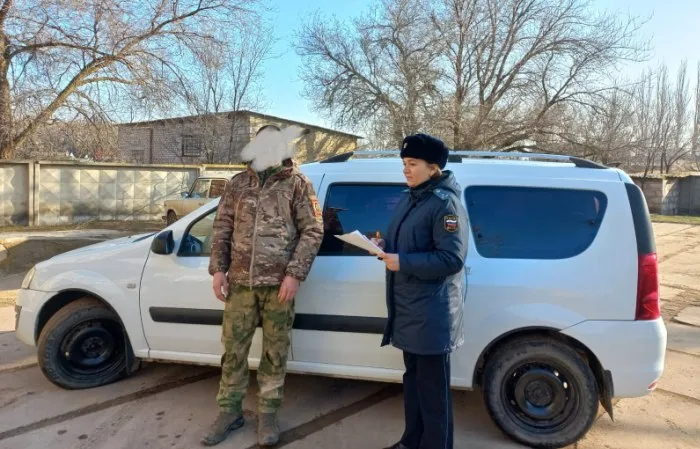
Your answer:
[656,223,700,321]
[0,221,698,449]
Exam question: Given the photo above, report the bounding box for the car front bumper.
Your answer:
[15,288,56,347]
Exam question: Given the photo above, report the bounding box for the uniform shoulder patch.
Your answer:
[310,195,323,222]
[443,214,458,232]
[432,188,449,200]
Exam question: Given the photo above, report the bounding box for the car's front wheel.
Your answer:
[166,210,177,225]
[37,298,131,389]
[482,336,599,448]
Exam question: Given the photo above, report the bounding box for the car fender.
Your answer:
[455,302,587,387]
[38,269,148,355]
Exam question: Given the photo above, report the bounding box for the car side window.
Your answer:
[464,186,608,260]
[179,209,216,257]
[189,179,211,199]
[319,183,405,256]
[209,180,226,198]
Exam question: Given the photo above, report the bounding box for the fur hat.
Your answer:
[400,133,449,169]
[239,124,308,171]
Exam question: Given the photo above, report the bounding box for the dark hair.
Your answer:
[256,124,281,135]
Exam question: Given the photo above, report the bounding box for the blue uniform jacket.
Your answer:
[381,171,469,355]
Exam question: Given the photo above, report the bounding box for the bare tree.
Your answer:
[168,18,273,164]
[297,0,647,149]
[20,119,119,161]
[0,0,261,159]
[693,62,700,163]
[224,23,273,162]
[556,82,636,165]
[661,60,691,173]
[295,0,443,146]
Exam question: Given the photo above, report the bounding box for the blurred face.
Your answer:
[402,157,439,187]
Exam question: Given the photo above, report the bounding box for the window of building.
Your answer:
[464,186,608,260]
[182,135,203,157]
[319,183,405,256]
[130,150,145,163]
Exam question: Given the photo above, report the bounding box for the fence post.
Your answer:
[33,162,41,226]
[26,161,35,226]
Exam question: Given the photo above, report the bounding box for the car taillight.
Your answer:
[636,253,660,320]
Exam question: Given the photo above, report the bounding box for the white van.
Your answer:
[15,151,666,448]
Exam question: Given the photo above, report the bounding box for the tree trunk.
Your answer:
[453,86,462,148]
[0,35,13,159]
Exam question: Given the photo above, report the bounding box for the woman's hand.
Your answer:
[370,236,386,251]
[378,253,400,272]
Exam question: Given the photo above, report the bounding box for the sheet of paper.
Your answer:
[334,230,385,255]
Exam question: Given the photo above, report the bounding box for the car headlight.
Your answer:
[21,266,36,289]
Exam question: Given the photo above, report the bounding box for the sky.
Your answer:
[258,0,700,138]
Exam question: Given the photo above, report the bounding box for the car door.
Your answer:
[138,206,267,363]
[208,179,227,199]
[291,172,407,371]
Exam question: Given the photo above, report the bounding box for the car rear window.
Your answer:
[464,186,607,259]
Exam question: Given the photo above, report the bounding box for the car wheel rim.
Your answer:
[501,361,579,431]
[59,320,123,374]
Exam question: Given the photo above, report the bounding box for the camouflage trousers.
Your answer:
[216,285,295,415]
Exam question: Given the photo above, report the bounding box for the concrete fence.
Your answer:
[631,174,700,216]
[0,161,242,226]
[4,161,700,227]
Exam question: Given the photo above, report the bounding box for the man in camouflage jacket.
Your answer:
[202,153,324,446]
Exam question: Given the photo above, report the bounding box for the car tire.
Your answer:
[37,297,132,390]
[482,336,599,449]
[166,211,177,225]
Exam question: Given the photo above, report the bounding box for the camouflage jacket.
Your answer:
[208,160,324,287]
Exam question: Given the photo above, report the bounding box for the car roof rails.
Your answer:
[319,151,354,163]
[345,150,607,169]
[451,151,607,169]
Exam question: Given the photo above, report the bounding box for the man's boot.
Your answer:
[258,412,280,446]
[201,411,244,446]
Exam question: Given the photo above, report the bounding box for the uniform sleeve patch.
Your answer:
[311,196,323,222]
[444,214,458,232]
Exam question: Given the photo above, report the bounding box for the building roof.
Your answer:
[116,109,364,140]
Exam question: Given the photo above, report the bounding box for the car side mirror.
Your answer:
[180,191,190,198]
[151,230,175,255]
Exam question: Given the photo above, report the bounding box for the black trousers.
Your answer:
[400,351,453,449]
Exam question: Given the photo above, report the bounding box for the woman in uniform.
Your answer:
[376,133,468,449]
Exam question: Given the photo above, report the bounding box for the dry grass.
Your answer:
[651,214,700,226]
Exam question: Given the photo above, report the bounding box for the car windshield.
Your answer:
[190,179,210,198]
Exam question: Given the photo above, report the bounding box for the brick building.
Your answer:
[117,110,362,165]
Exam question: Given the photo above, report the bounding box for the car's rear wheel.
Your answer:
[482,336,599,448]
[166,210,177,225]
[37,298,131,389]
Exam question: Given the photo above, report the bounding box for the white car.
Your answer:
[15,151,666,448]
